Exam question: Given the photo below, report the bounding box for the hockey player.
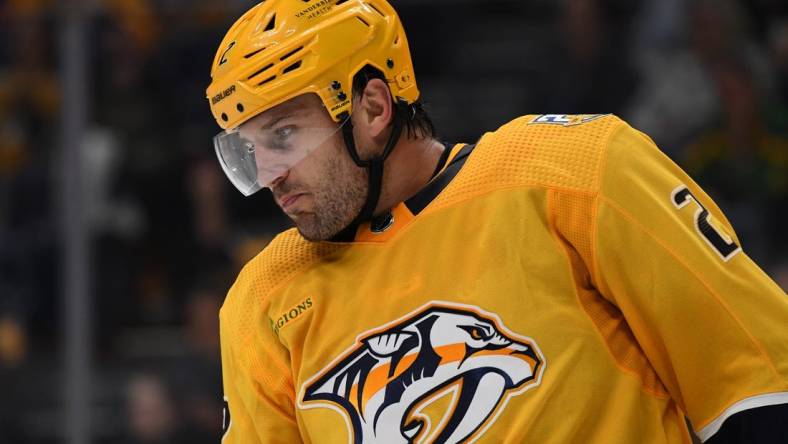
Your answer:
[206,1,788,442]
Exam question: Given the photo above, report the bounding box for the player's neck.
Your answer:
[374,136,445,216]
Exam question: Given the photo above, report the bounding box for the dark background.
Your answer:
[0,0,786,442]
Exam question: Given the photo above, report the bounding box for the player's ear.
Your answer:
[354,78,394,142]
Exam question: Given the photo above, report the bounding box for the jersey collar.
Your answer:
[342,142,475,243]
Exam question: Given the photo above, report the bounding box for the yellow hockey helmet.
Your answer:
[206,0,420,131]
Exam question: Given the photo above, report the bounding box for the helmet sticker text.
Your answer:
[296,0,335,20]
[212,85,236,105]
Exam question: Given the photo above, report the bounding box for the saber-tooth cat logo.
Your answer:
[299,302,546,443]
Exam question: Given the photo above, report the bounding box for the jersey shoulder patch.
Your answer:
[430,114,625,210]
[528,114,609,126]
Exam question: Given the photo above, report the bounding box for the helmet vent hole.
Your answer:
[247,63,274,80]
[280,46,303,61]
[258,75,277,86]
[237,103,245,112]
[366,2,384,17]
[244,47,267,59]
[336,0,349,5]
[356,16,370,27]
[264,14,276,32]
[283,60,303,74]
[221,113,228,122]
[393,34,400,45]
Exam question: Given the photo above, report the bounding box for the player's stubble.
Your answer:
[274,134,368,242]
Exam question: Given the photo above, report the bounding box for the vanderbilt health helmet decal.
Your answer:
[299,302,546,443]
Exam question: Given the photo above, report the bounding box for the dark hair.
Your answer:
[352,65,436,139]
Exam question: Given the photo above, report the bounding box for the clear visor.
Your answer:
[214,116,349,196]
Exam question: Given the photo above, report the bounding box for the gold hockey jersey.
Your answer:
[219,114,788,443]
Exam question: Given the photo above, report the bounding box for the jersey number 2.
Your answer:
[671,185,741,262]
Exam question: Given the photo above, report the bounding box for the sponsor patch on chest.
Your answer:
[270,297,314,335]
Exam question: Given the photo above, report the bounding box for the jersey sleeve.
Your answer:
[220,276,303,443]
[591,123,788,441]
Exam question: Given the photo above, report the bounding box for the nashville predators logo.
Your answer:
[299,302,545,443]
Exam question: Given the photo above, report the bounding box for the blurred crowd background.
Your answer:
[0,0,786,442]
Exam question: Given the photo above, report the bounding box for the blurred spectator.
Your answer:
[0,314,28,368]
[683,60,788,266]
[183,288,221,357]
[125,370,219,444]
[174,289,223,443]
[181,149,235,284]
[0,314,30,443]
[125,373,183,444]
[633,0,687,52]
[109,285,223,442]
[543,0,638,114]
[0,5,60,347]
[771,20,788,117]
[627,0,776,157]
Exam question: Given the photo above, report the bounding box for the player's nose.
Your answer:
[268,171,289,189]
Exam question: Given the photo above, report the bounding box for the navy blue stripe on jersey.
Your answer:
[704,403,788,443]
[430,140,455,179]
[405,143,476,215]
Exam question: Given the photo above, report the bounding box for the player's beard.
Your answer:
[286,146,368,242]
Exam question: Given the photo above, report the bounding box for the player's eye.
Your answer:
[265,126,296,151]
[275,126,294,139]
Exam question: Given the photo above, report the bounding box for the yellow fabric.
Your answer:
[207,0,419,129]
[220,115,788,443]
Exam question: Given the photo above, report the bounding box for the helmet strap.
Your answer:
[334,100,408,239]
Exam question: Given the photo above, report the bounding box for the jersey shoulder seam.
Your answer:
[599,194,785,386]
[589,121,634,287]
